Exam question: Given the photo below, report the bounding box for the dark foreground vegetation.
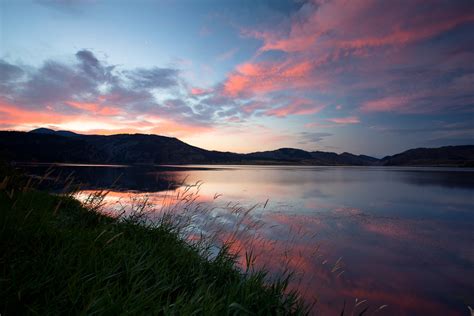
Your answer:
[0,164,308,315]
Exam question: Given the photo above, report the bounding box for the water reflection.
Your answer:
[16,163,184,192]
[19,164,474,315]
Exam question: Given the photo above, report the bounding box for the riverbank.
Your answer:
[0,166,308,315]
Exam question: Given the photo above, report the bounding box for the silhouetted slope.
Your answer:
[30,127,81,138]
[381,145,474,166]
[0,132,106,163]
[0,130,472,166]
[247,148,312,161]
[246,148,377,165]
[0,131,242,164]
[80,134,242,164]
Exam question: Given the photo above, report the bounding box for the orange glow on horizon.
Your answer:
[0,100,213,139]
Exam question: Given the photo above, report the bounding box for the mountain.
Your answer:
[0,129,472,166]
[381,145,474,167]
[0,131,242,164]
[245,148,377,165]
[30,128,80,138]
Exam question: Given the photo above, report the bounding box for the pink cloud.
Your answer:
[359,73,474,113]
[247,0,474,54]
[326,116,360,124]
[228,0,474,114]
[265,98,325,118]
[241,100,268,114]
[223,59,323,97]
[242,29,318,54]
[224,73,251,96]
[338,12,474,50]
[360,96,413,112]
[66,101,122,116]
[190,87,212,96]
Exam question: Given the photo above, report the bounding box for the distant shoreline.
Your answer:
[1,130,473,167]
[13,161,474,169]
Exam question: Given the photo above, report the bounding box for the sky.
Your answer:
[1,0,473,156]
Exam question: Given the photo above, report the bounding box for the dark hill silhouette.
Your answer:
[246,148,378,165]
[381,146,474,167]
[30,127,81,138]
[1,131,241,164]
[0,129,472,166]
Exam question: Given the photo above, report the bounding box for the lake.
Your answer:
[19,164,474,315]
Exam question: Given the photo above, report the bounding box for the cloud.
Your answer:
[0,60,25,95]
[76,50,101,74]
[0,100,73,127]
[0,50,223,137]
[265,98,325,118]
[0,60,24,83]
[20,61,96,107]
[124,67,180,89]
[190,87,212,96]
[222,59,324,98]
[326,116,360,124]
[299,132,332,144]
[3,0,474,153]
[247,0,474,54]
[241,100,268,115]
[360,96,413,113]
[0,99,211,138]
[227,0,474,117]
[359,71,474,113]
[75,49,116,83]
[65,100,122,116]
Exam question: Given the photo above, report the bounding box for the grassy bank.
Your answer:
[0,167,308,315]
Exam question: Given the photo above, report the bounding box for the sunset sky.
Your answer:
[1,0,473,156]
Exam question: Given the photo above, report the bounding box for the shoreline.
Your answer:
[0,166,309,315]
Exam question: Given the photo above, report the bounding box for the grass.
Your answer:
[0,165,309,315]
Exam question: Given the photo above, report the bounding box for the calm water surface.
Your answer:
[21,164,474,315]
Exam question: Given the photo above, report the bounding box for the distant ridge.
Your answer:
[381,145,474,167]
[0,129,472,166]
[30,128,80,138]
[246,148,379,165]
